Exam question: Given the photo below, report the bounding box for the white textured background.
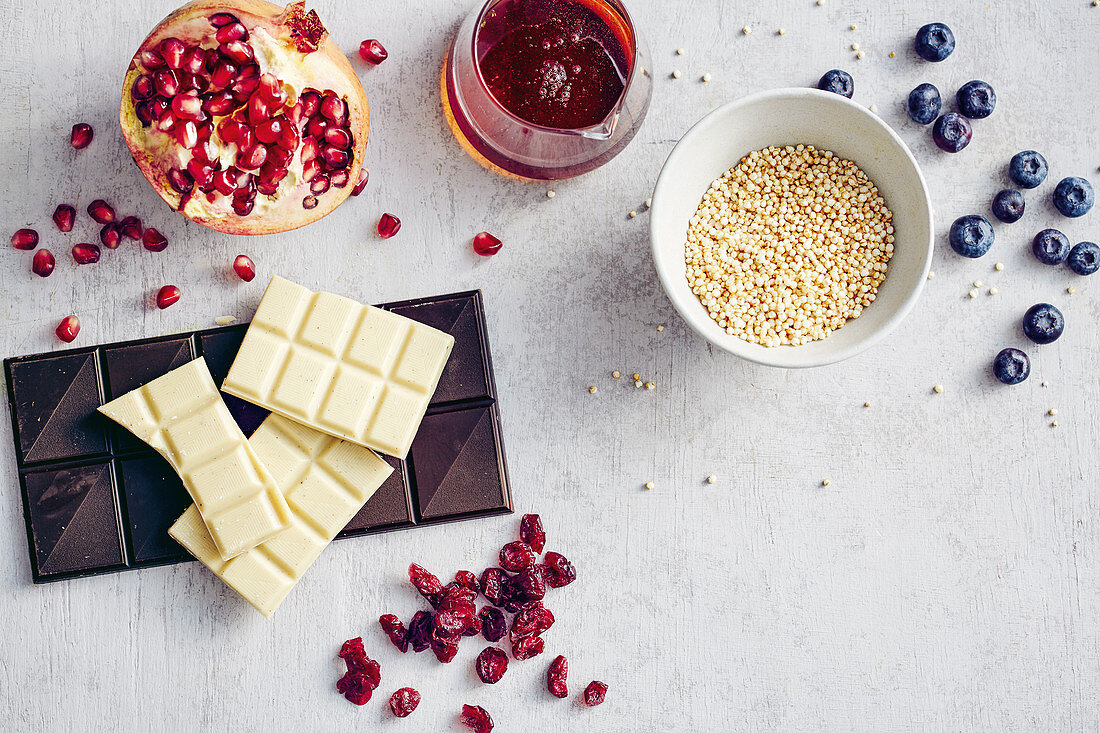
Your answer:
[2,0,1099,730]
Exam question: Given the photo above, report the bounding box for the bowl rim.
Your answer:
[649,87,934,369]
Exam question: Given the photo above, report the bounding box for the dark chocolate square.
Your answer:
[390,294,490,403]
[340,455,415,535]
[104,338,194,451]
[117,454,192,563]
[8,351,107,466]
[200,328,269,436]
[22,462,126,579]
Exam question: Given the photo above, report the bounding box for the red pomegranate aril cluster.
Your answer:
[472,232,503,257]
[377,213,400,238]
[53,205,76,233]
[72,243,101,265]
[56,316,81,343]
[389,687,420,718]
[156,285,180,309]
[11,228,38,250]
[336,637,381,706]
[358,39,388,65]
[233,254,256,281]
[460,704,494,733]
[70,123,93,149]
[130,14,358,216]
[32,250,55,277]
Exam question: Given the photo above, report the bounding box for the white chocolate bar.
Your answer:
[168,413,392,616]
[221,277,454,458]
[98,357,291,560]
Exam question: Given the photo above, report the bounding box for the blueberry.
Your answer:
[1022,303,1064,345]
[1067,241,1100,276]
[991,189,1025,223]
[1008,151,1048,189]
[948,215,994,258]
[1052,176,1095,218]
[955,80,996,119]
[992,348,1031,385]
[906,83,941,125]
[932,113,972,153]
[817,69,854,98]
[1032,228,1070,265]
[914,22,955,61]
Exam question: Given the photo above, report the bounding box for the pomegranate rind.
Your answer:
[119,0,369,235]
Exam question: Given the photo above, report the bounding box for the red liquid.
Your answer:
[477,0,630,129]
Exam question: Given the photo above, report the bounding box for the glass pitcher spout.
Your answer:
[578,108,621,140]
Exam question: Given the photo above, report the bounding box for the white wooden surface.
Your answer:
[2,0,1099,730]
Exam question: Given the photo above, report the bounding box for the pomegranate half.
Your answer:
[120,0,369,235]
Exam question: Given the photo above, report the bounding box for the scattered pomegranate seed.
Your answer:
[472,232,503,257]
[499,541,537,572]
[11,228,38,250]
[519,513,546,553]
[156,285,181,309]
[72,243,101,264]
[142,228,168,252]
[87,199,115,224]
[583,680,608,706]
[475,647,509,684]
[119,216,143,240]
[351,168,369,196]
[388,687,420,718]
[55,316,81,343]
[70,123,94,149]
[100,224,122,249]
[460,704,494,733]
[232,254,256,282]
[52,205,76,233]
[547,655,569,698]
[358,39,389,65]
[32,250,55,277]
[377,213,401,239]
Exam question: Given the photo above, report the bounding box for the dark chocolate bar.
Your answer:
[4,291,511,583]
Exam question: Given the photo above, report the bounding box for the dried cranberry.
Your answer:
[460,704,494,733]
[480,607,507,642]
[338,637,366,664]
[408,562,443,605]
[480,568,506,606]
[584,680,608,706]
[379,614,409,653]
[431,636,459,663]
[475,646,509,684]
[542,551,577,587]
[438,583,477,608]
[435,606,477,637]
[336,671,373,705]
[519,513,546,554]
[454,570,481,593]
[462,613,483,638]
[547,655,568,698]
[511,565,546,602]
[499,541,537,572]
[389,687,420,717]
[511,635,545,660]
[407,610,433,652]
[500,580,528,613]
[510,602,554,643]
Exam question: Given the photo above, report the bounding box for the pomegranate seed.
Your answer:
[322,147,349,170]
[216,22,248,44]
[52,205,76,232]
[202,90,235,116]
[302,195,318,209]
[320,94,346,123]
[167,168,195,194]
[100,223,122,249]
[217,118,247,144]
[139,49,165,70]
[300,137,319,163]
[299,89,321,117]
[71,242,100,265]
[143,228,168,252]
[547,655,568,698]
[309,175,330,195]
[132,75,155,100]
[475,647,509,684]
[377,213,400,238]
[11,228,38,250]
[257,73,286,105]
[208,12,238,27]
[135,101,155,126]
[286,101,306,125]
[159,37,186,69]
[306,116,328,139]
[171,91,206,121]
[351,168,369,196]
[213,169,238,196]
[181,46,206,75]
[254,117,284,144]
[154,69,179,97]
[472,232,502,257]
[156,285,180,309]
[70,123,94,149]
[302,158,321,183]
[238,144,268,170]
[583,681,608,706]
[209,60,238,89]
[259,162,289,184]
[55,316,80,343]
[175,120,199,149]
[155,111,177,133]
[330,170,350,188]
[187,160,215,187]
[388,688,420,718]
[32,249,55,277]
[86,199,115,224]
[256,180,278,195]
[192,140,220,165]
[232,196,255,216]
[358,39,389,65]
[324,126,351,149]
[267,145,293,169]
[247,95,272,124]
[220,40,253,64]
[232,254,256,281]
[119,216,143,240]
[460,704,494,733]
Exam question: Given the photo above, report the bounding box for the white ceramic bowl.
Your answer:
[650,88,933,368]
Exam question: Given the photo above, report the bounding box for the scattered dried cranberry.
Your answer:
[510,602,554,643]
[70,123,93,149]
[156,285,180,309]
[519,513,546,553]
[454,570,480,593]
[460,704,494,733]
[542,551,576,588]
[52,204,75,232]
[358,38,388,65]
[499,541,537,572]
[479,607,507,642]
[435,605,477,637]
[32,249,55,277]
[511,565,546,602]
[55,316,80,343]
[407,610,433,653]
[409,562,443,604]
[480,568,507,606]
[338,636,367,666]
[512,635,545,660]
[431,636,459,663]
[336,671,373,705]
[583,680,608,706]
[72,242,100,265]
[472,231,502,257]
[547,655,568,698]
[475,646,509,684]
[233,254,256,281]
[11,228,38,250]
[377,212,401,238]
[389,687,420,717]
[378,614,409,653]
